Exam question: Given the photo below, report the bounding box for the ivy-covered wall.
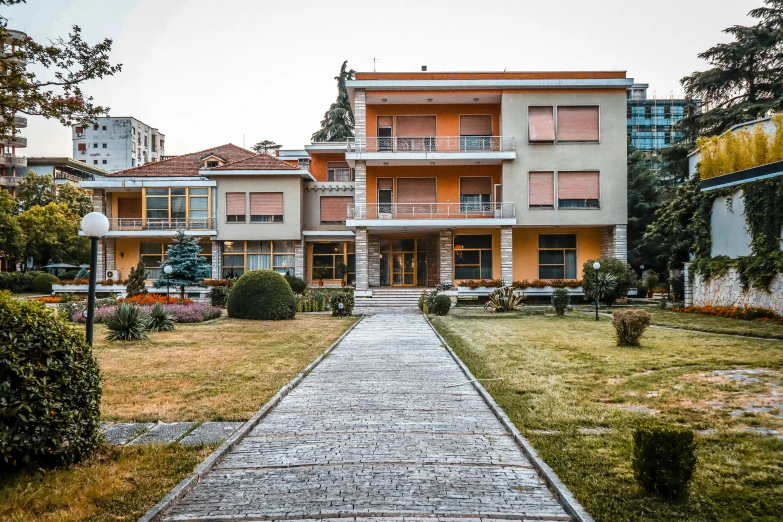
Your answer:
[693,269,783,314]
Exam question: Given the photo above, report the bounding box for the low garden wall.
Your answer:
[692,268,783,315]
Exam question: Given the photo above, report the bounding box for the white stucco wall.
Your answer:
[710,189,752,258]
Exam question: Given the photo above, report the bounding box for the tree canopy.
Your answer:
[311,61,356,142]
[16,202,89,265]
[627,144,664,270]
[250,140,282,155]
[155,231,211,297]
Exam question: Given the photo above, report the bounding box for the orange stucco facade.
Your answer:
[511,227,602,281]
[365,165,502,205]
[308,152,347,182]
[365,104,501,139]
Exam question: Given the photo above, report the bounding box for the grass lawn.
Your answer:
[646,308,783,339]
[431,312,783,522]
[92,315,358,422]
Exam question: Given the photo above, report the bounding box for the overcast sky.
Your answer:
[7,0,760,157]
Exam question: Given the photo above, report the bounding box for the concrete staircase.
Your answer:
[354,287,430,314]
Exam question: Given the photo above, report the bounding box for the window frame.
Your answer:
[221,240,296,278]
[537,234,578,280]
[556,170,601,209]
[453,234,493,280]
[554,105,601,144]
[143,187,212,226]
[249,192,284,224]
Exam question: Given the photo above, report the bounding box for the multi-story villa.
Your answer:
[73,117,165,172]
[80,71,631,303]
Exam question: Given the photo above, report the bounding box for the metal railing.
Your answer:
[347,136,514,153]
[348,202,515,220]
[102,217,216,231]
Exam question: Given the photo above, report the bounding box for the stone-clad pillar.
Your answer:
[601,225,628,261]
[368,235,380,287]
[211,241,222,280]
[683,262,693,307]
[355,227,368,290]
[96,239,105,282]
[105,238,116,274]
[354,161,367,206]
[500,226,513,284]
[354,89,366,140]
[439,229,453,285]
[294,240,305,280]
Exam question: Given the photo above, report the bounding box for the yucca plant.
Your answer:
[105,303,149,341]
[486,286,523,313]
[592,272,618,305]
[147,302,175,332]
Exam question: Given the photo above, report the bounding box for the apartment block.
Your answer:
[73,117,165,173]
[1,29,28,195]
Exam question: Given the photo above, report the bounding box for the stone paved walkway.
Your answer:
[161,314,573,521]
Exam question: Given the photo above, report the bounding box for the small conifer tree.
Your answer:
[125,259,147,297]
[155,231,211,298]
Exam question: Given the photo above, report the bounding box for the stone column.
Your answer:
[439,229,453,285]
[96,239,105,282]
[426,234,440,287]
[211,241,222,279]
[500,226,513,284]
[91,188,105,214]
[683,262,693,307]
[368,235,380,287]
[600,225,628,261]
[354,89,366,140]
[355,227,368,290]
[294,240,305,280]
[105,238,116,274]
[354,161,367,206]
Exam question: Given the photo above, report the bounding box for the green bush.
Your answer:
[147,302,175,332]
[632,424,696,498]
[284,273,307,294]
[329,291,354,316]
[430,294,452,316]
[210,285,229,307]
[227,270,296,320]
[30,273,60,294]
[645,271,660,298]
[0,270,47,293]
[0,291,101,467]
[612,309,652,346]
[105,303,149,341]
[670,273,684,301]
[582,257,635,305]
[551,288,571,316]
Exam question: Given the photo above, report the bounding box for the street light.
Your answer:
[163,264,173,302]
[81,212,110,345]
[593,261,601,322]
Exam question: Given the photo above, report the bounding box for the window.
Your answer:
[144,136,148,146]
[460,115,492,150]
[144,187,190,225]
[75,126,85,134]
[206,160,219,168]
[396,178,437,204]
[102,143,107,148]
[102,125,107,130]
[93,124,98,130]
[664,106,671,119]
[102,160,107,164]
[529,171,554,209]
[557,171,599,208]
[132,159,136,167]
[627,107,632,119]
[528,106,555,143]
[93,160,98,164]
[556,106,599,142]
[538,234,577,279]
[132,127,136,135]
[645,106,652,119]
[141,242,166,278]
[396,115,436,151]
[312,242,346,279]
[327,162,352,182]
[160,140,164,149]
[320,196,353,224]
[189,188,210,228]
[249,192,283,222]
[459,177,491,212]
[377,116,393,151]
[93,143,98,148]
[226,192,246,222]
[77,143,86,152]
[222,241,295,278]
[454,235,493,279]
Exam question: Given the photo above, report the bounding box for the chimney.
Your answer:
[421,65,427,72]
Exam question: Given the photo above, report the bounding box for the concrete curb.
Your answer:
[137,315,365,522]
[424,314,596,522]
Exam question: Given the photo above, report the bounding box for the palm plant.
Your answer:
[105,303,149,341]
[147,302,175,332]
[593,272,618,305]
[485,287,524,313]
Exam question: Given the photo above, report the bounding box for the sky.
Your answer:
[6,0,761,157]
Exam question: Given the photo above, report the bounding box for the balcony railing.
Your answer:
[0,175,18,187]
[348,202,515,220]
[1,136,26,148]
[0,154,26,167]
[347,136,514,153]
[101,218,216,231]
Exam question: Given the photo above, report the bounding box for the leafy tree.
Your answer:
[250,140,282,155]
[56,183,93,217]
[627,144,664,270]
[0,0,122,140]
[15,172,56,211]
[154,231,211,298]
[16,202,89,266]
[312,61,356,142]
[0,189,22,263]
[125,259,147,296]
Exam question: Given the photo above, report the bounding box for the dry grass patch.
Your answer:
[647,308,783,339]
[92,315,357,422]
[0,444,213,522]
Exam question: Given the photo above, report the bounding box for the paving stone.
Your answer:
[179,422,243,446]
[103,422,153,445]
[738,427,782,437]
[127,422,196,445]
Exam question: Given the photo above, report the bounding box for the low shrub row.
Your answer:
[119,294,193,306]
[0,270,47,293]
[673,305,781,322]
[418,288,452,315]
[513,279,583,289]
[70,303,221,324]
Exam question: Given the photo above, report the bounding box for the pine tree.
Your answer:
[125,259,147,297]
[311,61,356,142]
[627,143,664,270]
[155,231,211,298]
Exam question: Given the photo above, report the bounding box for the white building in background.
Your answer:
[72,117,165,173]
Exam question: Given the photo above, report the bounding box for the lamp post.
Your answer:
[81,212,110,345]
[164,264,173,302]
[593,261,601,322]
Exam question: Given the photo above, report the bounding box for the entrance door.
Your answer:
[392,251,416,286]
[380,238,427,287]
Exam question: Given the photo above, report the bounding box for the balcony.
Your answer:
[79,217,217,237]
[0,175,18,187]
[1,136,27,148]
[0,154,26,167]
[346,202,516,228]
[345,136,515,166]
[0,115,27,128]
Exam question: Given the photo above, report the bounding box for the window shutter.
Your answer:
[460,177,492,195]
[377,178,394,190]
[529,172,554,206]
[557,172,599,199]
[77,143,87,151]
[326,161,350,169]
[250,192,283,215]
[396,116,436,137]
[226,192,246,216]
[396,178,437,203]
[377,116,393,128]
[557,106,600,141]
[75,126,84,134]
[118,198,142,218]
[460,115,492,136]
[528,107,555,142]
[320,196,353,222]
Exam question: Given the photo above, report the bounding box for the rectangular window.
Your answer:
[102,160,107,164]
[272,241,295,275]
[140,242,166,279]
[377,116,393,151]
[75,126,85,134]
[102,143,107,148]
[529,171,555,209]
[189,187,209,228]
[459,177,492,212]
[312,242,345,280]
[249,192,283,223]
[93,143,98,148]
[645,106,652,119]
[556,106,599,142]
[327,161,352,182]
[454,235,493,280]
[77,143,86,151]
[396,115,436,151]
[226,192,246,222]
[460,115,492,150]
[396,178,437,204]
[93,160,98,164]
[320,196,353,224]
[102,125,107,130]
[538,234,577,279]
[528,106,555,142]
[557,171,599,208]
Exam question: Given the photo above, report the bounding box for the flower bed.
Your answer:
[119,294,193,306]
[30,295,84,303]
[457,279,583,289]
[673,305,782,323]
[202,279,229,287]
[71,303,221,324]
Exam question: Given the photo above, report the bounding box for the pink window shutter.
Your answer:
[250,192,283,215]
[556,106,599,142]
[460,115,492,135]
[460,177,492,195]
[529,172,555,205]
[396,178,437,203]
[396,116,436,137]
[528,107,555,142]
[226,193,246,216]
[557,172,600,199]
[321,196,353,222]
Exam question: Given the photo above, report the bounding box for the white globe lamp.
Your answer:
[81,212,110,238]
[81,212,110,346]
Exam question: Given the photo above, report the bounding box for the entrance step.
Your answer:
[354,288,431,313]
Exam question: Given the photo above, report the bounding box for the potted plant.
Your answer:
[313,266,330,287]
[335,261,348,287]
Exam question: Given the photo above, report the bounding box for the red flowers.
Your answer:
[673,305,781,323]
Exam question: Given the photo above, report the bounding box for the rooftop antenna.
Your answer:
[368,57,381,72]
[243,134,245,149]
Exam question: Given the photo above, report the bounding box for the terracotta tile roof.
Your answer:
[208,153,299,171]
[107,143,254,177]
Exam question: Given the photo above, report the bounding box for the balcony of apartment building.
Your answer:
[1,135,27,148]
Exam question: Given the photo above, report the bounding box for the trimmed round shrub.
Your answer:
[284,273,307,294]
[430,294,452,316]
[227,270,296,320]
[632,424,696,498]
[551,288,571,316]
[105,303,149,341]
[612,309,651,346]
[210,285,229,307]
[30,273,60,294]
[0,291,102,467]
[330,291,354,316]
